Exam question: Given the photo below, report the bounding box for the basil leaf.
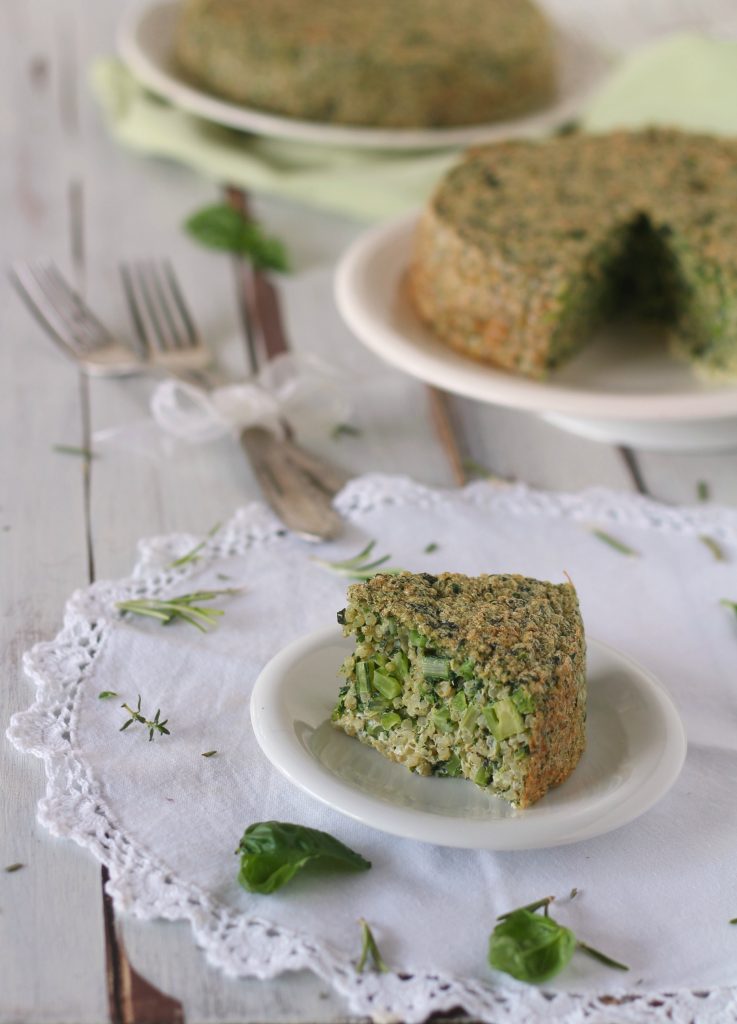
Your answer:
[236,821,371,894]
[488,909,576,983]
[184,204,289,272]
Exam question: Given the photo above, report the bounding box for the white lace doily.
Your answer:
[7,475,737,1024]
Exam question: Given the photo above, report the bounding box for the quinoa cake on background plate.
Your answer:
[117,0,608,150]
[250,579,686,850]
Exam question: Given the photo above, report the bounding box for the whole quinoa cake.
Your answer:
[410,128,737,379]
[175,0,556,129]
[332,572,586,808]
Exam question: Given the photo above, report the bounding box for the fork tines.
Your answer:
[120,260,200,357]
[10,259,116,359]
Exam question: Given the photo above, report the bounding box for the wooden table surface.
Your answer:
[2,1,736,1022]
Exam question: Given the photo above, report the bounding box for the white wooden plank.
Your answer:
[0,2,108,1022]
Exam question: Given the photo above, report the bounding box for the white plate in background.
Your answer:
[251,626,686,850]
[335,214,737,451]
[118,0,608,151]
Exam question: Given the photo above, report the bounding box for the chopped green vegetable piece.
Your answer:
[482,698,525,741]
[474,763,492,787]
[511,687,535,715]
[460,706,480,735]
[236,821,371,895]
[457,659,476,679]
[373,671,402,700]
[409,629,427,648]
[421,656,450,680]
[435,753,462,777]
[431,707,453,733]
[450,691,467,714]
[391,650,409,679]
[356,661,373,703]
[380,712,401,731]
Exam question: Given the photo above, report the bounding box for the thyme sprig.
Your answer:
[116,587,241,631]
[168,522,222,569]
[311,540,404,581]
[120,695,170,742]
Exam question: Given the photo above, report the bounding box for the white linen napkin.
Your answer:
[8,475,737,1024]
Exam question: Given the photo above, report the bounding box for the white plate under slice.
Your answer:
[334,214,737,452]
[250,627,686,851]
[117,1,608,151]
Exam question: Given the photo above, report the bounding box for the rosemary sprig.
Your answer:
[590,529,639,557]
[311,540,404,581]
[700,535,726,562]
[331,422,362,440]
[356,919,389,973]
[120,695,170,742]
[5,863,24,873]
[201,750,217,758]
[168,522,222,569]
[53,444,96,459]
[116,587,241,631]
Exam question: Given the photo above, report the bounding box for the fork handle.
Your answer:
[239,426,347,542]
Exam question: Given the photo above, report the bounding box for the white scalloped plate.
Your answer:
[250,627,686,851]
[334,214,737,451]
[117,0,608,151]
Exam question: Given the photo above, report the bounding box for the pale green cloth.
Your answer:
[92,32,737,222]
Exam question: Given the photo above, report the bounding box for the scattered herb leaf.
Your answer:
[201,750,217,758]
[721,599,737,619]
[697,480,710,502]
[462,458,495,480]
[331,422,361,440]
[730,917,737,925]
[98,691,119,700]
[423,542,439,554]
[590,529,639,557]
[311,540,404,581]
[120,695,170,742]
[216,572,232,581]
[4,863,24,873]
[184,204,289,272]
[489,896,628,984]
[356,918,389,973]
[236,821,370,895]
[52,444,95,459]
[700,535,726,562]
[116,588,241,631]
[169,522,222,569]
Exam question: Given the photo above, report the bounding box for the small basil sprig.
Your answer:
[488,896,628,984]
[184,204,289,272]
[236,821,371,894]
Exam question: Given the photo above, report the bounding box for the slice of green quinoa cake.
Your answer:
[332,572,586,808]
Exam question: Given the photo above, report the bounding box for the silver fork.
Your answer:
[11,259,345,541]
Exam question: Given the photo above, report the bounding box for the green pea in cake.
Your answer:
[332,572,586,808]
[175,0,556,129]
[410,128,737,379]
